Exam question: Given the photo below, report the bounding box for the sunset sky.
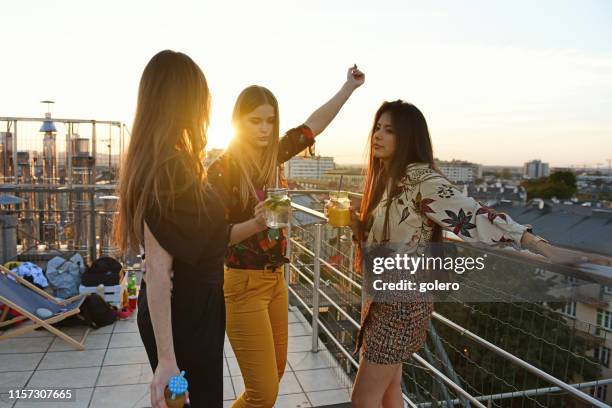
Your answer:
[1,0,611,167]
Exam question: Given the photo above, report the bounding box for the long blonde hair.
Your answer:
[114,50,211,255]
[227,85,280,209]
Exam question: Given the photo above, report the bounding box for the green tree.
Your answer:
[549,171,577,189]
[522,171,577,200]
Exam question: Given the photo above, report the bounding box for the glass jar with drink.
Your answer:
[165,370,188,408]
[326,191,351,228]
[264,188,291,228]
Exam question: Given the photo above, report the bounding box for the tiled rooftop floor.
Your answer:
[0,307,351,408]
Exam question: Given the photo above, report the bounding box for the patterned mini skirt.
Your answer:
[360,300,433,365]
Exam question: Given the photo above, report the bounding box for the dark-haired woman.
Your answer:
[349,100,610,408]
[208,66,364,408]
[114,50,226,408]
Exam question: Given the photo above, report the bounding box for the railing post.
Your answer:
[91,120,97,183]
[66,122,72,185]
[12,120,18,184]
[89,187,96,264]
[285,215,291,285]
[349,239,354,274]
[312,223,322,353]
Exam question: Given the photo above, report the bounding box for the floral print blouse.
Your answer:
[367,163,529,251]
[359,162,531,335]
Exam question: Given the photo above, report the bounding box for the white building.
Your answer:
[437,160,481,183]
[524,160,550,179]
[284,156,335,180]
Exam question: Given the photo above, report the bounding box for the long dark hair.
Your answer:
[360,100,443,244]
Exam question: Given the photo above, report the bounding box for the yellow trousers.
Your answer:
[224,267,289,408]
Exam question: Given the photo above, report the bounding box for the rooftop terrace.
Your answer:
[2,186,612,407]
[0,305,351,408]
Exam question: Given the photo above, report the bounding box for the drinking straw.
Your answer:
[275,166,279,189]
[337,175,344,193]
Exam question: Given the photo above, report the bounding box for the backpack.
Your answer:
[81,257,123,286]
[57,293,116,328]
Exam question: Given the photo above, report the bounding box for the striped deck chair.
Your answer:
[0,266,90,350]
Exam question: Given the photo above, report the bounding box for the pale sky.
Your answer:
[1,0,611,167]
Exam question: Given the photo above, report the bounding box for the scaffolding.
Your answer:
[0,113,127,263]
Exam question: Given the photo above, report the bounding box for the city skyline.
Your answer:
[1,0,611,168]
[3,130,611,172]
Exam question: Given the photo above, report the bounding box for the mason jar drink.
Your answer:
[165,371,188,408]
[326,191,351,227]
[264,188,291,228]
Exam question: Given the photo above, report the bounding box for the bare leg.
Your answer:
[352,358,402,408]
[382,365,403,408]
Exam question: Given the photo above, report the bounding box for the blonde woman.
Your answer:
[115,50,227,408]
[208,65,364,407]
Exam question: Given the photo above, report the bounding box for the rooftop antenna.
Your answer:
[39,100,57,133]
[41,100,54,113]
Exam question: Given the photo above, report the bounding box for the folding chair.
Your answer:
[0,266,90,350]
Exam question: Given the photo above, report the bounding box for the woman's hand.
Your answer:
[349,205,361,239]
[229,203,268,245]
[150,358,180,408]
[346,64,365,90]
[539,243,612,266]
[253,201,267,232]
[303,64,365,136]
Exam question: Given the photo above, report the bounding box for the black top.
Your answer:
[144,183,228,287]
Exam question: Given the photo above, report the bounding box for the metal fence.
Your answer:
[286,190,612,408]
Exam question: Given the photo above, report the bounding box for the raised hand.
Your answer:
[346,64,365,90]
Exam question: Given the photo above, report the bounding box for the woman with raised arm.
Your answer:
[207,65,364,408]
[349,100,611,408]
[114,50,227,408]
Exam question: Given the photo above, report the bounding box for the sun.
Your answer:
[207,121,234,150]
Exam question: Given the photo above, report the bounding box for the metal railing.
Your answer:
[0,184,119,264]
[285,189,612,408]
[2,180,610,406]
[0,117,127,185]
